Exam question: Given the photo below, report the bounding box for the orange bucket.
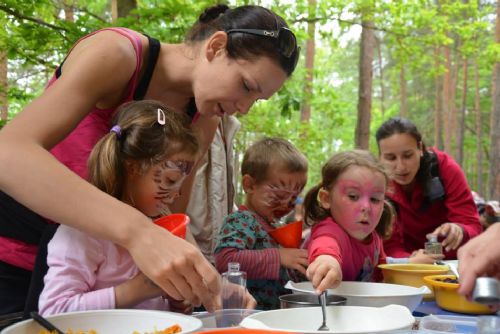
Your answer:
[154,213,190,239]
[269,220,303,248]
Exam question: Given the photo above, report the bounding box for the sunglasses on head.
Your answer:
[226,27,299,66]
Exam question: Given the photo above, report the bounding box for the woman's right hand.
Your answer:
[126,223,221,312]
[306,255,342,294]
[409,249,444,264]
[458,223,500,297]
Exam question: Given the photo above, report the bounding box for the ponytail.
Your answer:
[303,184,330,227]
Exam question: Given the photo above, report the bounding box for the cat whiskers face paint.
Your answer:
[152,159,195,209]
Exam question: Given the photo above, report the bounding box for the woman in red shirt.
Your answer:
[375,117,482,260]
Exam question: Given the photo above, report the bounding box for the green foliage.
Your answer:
[1,0,497,198]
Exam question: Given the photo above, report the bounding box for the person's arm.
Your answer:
[215,247,281,280]
[431,151,482,251]
[0,31,220,311]
[214,212,282,279]
[39,227,117,315]
[39,227,166,315]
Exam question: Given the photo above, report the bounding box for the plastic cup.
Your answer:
[214,309,259,328]
[269,220,303,248]
[153,214,190,239]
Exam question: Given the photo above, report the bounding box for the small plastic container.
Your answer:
[419,314,478,333]
[476,316,500,334]
[221,263,247,309]
[194,309,261,329]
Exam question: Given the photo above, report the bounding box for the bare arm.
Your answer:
[0,31,220,311]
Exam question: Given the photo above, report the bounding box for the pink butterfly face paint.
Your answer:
[326,166,386,241]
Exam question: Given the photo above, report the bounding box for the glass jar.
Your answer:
[425,234,443,255]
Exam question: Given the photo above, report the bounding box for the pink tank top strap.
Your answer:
[49,28,145,179]
[49,27,143,100]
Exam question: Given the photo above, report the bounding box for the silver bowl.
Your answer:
[279,293,347,308]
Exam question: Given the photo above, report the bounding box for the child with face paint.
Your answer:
[303,150,393,294]
[214,138,308,310]
[38,101,199,315]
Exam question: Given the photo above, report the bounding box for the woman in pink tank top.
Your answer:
[0,4,299,316]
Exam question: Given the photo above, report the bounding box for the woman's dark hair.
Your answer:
[186,4,298,76]
[87,100,199,199]
[375,117,435,198]
[303,150,390,230]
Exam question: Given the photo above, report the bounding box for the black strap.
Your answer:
[420,151,445,212]
[0,191,47,245]
[429,151,440,179]
[134,34,160,100]
[22,223,59,318]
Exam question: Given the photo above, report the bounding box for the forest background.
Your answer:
[0,0,499,202]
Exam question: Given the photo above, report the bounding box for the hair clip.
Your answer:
[157,108,166,125]
[110,125,121,137]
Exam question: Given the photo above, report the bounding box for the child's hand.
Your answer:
[409,249,444,264]
[306,255,342,294]
[164,295,194,314]
[278,248,309,275]
[115,271,163,308]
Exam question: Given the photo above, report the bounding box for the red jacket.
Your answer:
[384,149,482,259]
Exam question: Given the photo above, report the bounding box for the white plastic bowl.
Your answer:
[240,304,415,333]
[1,309,202,334]
[290,281,430,311]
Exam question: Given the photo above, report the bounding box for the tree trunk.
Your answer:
[434,46,444,149]
[474,60,483,195]
[0,50,7,123]
[449,49,459,159]
[376,35,385,117]
[443,44,452,153]
[489,0,500,199]
[400,65,407,117]
[355,18,375,149]
[300,0,316,123]
[112,0,137,20]
[63,0,74,22]
[456,57,467,166]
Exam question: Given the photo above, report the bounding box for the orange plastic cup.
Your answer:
[154,213,190,239]
[269,220,303,248]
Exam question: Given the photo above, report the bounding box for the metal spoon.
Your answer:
[435,261,459,278]
[285,280,317,294]
[30,311,64,334]
[317,291,330,331]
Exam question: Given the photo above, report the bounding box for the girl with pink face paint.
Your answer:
[38,101,203,315]
[302,150,393,294]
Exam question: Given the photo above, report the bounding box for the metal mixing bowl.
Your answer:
[279,293,346,308]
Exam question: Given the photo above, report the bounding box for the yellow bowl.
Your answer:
[378,264,450,299]
[423,275,493,314]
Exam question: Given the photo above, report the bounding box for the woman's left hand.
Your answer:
[432,222,464,251]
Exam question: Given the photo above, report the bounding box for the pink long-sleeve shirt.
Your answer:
[305,217,386,282]
[38,225,168,315]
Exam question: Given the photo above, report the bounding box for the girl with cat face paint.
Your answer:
[38,100,255,315]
